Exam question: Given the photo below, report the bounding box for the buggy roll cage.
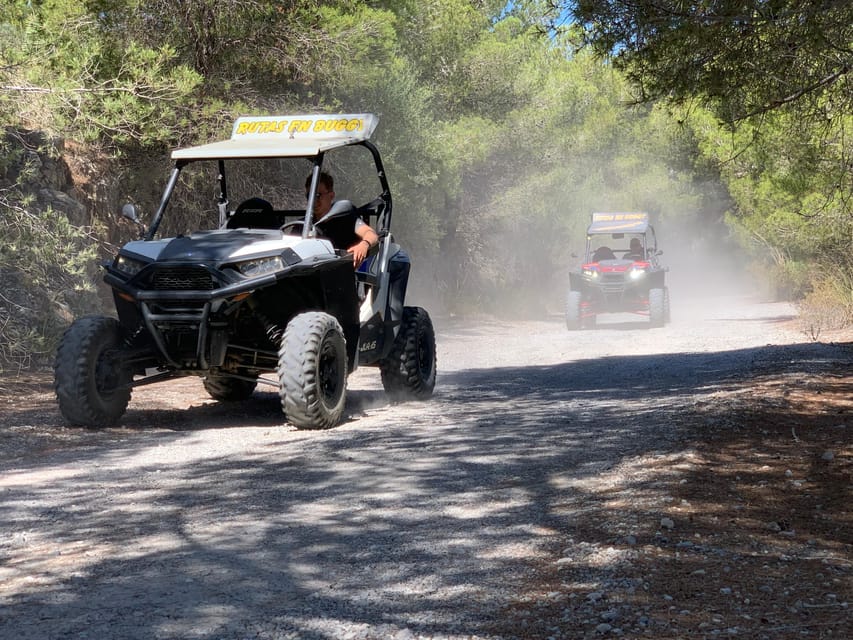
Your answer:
[142,113,388,241]
[144,139,392,243]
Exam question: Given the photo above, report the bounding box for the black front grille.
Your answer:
[601,273,626,290]
[150,266,215,290]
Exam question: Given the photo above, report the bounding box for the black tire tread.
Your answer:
[203,375,257,401]
[54,316,131,427]
[380,306,437,401]
[278,311,347,430]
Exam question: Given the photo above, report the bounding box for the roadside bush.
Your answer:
[796,274,853,341]
[749,258,811,302]
[0,141,102,372]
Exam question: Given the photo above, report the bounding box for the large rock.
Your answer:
[37,187,88,225]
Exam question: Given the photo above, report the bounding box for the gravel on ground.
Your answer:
[0,296,850,639]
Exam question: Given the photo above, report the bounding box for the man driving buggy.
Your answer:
[306,170,412,326]
[625,237,645,260]
[306,171,378,268]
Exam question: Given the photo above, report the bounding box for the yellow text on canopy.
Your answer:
[233,116,368,138]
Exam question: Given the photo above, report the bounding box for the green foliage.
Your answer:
[688,107,853,298]
[0,139,102,371]
[569,0,853,124]
[3,0,809,356]
[0,1,202,148]
[100,0,376,98]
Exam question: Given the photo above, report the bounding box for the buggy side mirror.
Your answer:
[121,203,146,238]
[121,203,140,222]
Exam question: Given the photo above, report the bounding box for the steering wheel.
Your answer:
[281,220,304,235]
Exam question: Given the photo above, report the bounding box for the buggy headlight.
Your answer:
[115,255,147,277]
[582,269,599,278]
[629,267,647,280]
[235,256,284,277]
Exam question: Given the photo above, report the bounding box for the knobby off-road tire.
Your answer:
[203,375,257,401]
[565,290,583,330]
[278,312,347,430]
[649,287,666,328]
[380,306,437,402]
[54,316,132,427]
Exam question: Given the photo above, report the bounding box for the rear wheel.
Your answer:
[565,290,583,330]
[54,316,132,427]
[380,306,436,402]
[203,374,257,401]
[278,312,347,429]
[649,288,666,328]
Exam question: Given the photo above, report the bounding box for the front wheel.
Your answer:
[565,290,583,330]
[649,288,666,328]
[380,306,436,402]
[278,312,347,430]
[54,316,132,427]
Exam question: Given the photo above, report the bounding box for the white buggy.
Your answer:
[54,114,436,429]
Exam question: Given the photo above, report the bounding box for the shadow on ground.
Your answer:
[0,340,850,639]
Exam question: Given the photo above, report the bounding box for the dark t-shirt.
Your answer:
[314,201,366,251]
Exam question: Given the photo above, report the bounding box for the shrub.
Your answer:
[796,274,853,342]
[0,138,102,372]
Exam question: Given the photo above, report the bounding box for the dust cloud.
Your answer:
[662,210,773,322]
[405,197,773,326]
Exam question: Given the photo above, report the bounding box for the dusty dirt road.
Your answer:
[0,295,850,639]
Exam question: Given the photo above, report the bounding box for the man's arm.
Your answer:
[349,220,379,267]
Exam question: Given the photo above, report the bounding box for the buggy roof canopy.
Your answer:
[587,212,649,234]
[171,114,379,161]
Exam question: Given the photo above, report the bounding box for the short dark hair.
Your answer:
[305,171,334,191]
